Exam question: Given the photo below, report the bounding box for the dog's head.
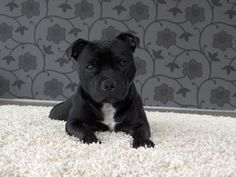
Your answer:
[66,33,139,103]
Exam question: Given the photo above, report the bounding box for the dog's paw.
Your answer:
[82,135,101,144]
[133,139,155,148]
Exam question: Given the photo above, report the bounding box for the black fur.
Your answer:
[49,33,154,148]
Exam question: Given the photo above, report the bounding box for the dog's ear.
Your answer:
[116,33,140,52]
[66,39,89,60]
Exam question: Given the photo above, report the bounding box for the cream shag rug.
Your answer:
[0,105,235,177]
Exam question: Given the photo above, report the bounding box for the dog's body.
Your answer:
[49,33,154,148]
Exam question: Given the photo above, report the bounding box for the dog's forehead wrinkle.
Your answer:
[93,40,115,49]
[87,40,131,58]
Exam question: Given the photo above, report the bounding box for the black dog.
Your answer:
[49,33,154,148]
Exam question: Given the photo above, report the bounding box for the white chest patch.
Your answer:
[101,103,116,131]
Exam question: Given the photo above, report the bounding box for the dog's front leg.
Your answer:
[132,124,155,148]
[66,120,100,144]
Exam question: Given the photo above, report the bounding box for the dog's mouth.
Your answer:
[83,79,131,104]
[93,90,128,104]
[99,95,122,104]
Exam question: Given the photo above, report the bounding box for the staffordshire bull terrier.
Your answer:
[49,33,155,148]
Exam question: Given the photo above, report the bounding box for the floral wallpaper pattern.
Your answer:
[0,0,236,110]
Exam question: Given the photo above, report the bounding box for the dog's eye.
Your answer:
[118,61,127,67]
[86,64,96,70]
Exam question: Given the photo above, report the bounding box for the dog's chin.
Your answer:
[90,89,129,104]
[102,98,120,104]
[92,94,126,104]
[93,97,121,104]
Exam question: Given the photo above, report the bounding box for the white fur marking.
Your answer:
[101,103,116,131]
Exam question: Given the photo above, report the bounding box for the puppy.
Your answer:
[49,33,154,148]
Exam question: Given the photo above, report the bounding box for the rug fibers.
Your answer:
[0,105,235,177]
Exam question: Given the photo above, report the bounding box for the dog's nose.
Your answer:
[101,79,116,92]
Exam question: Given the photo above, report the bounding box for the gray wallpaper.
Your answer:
[0,0,236,110]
